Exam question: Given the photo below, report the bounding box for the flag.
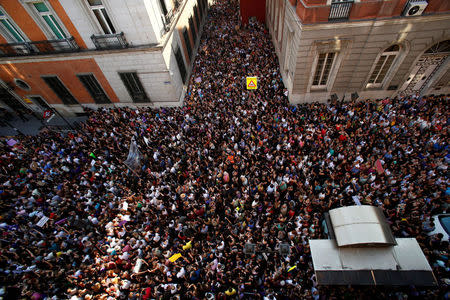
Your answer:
[36,216,49,227]
[182,241,192,250]
[7,139,17,147]
[375,159,384,175]
[124,137,142,174]
[55,218,67,225]
[288,265,297,272]
[133,258,143,273]
[169,253,182,262]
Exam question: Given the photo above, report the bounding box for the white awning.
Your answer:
[309,239,436,286]
[329,205,396,247]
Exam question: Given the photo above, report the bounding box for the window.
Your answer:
[0,7,26,42]
[438,215,450,236]
[198,0,204,17]
[42,76,79,105]
[367,45,399,88]
[312,52,335,87]
[175,46,187,84]
[183,27,192,60]
[77,74,111,104]
[284,30,294,78]
[158,0,168,16]
[194,5,200,31]
[189,16,197,43]
[86,0,116,34]
[0,86,27,110]
[327,0,357,3]
[199,0,207,18]
[30,1,67,39]
[329,0,353,21]
[119,72,149,103]
[29,96,51,109]
[424,40,450,54]
[15,79,31,91]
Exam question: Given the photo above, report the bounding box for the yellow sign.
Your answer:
[169,253,182,262]
[182,241,192,250]
[24,98,33,104]
[246,77,257,90]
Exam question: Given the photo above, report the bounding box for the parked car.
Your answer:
[428,214,450,241]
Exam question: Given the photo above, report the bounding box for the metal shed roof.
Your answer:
[309,239,436,286]
[329,205,396,247]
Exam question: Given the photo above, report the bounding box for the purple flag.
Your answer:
[7,139,17,147]
[55,218,67,225]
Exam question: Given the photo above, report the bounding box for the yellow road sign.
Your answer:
[246,77,257,90]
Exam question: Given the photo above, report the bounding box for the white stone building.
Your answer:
[0,0,209,116]
[266,0,450,104]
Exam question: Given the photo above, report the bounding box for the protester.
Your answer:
[0,0,448,299]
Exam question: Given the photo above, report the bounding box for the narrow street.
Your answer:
[0,0,448,299]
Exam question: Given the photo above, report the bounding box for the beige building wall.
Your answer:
[268,0,450,104]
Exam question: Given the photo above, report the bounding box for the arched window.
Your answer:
[366,45,400,88]
[424,40,450,54]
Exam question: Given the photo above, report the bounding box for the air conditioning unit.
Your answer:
[403,1,428,17]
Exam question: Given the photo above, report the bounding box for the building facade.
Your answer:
[240,0,266,25]
[0,0,209,116]
[267,0,450,103]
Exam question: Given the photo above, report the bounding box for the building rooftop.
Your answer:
[310,205,437,286]
[329,205,396,247]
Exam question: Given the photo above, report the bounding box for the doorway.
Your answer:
[0,86,28,112]
[400,40,450,95]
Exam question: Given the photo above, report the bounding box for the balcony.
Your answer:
[173,0,183,10]
[329,1,353,21]
[0,37,80,57]
[91,32,128,50]
[294,0,386,24]
[162,0,185,33]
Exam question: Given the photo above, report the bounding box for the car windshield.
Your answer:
[439,216,450,235]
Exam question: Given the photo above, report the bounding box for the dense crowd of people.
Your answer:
[0,0,449,299]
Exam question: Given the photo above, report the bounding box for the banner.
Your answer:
[36,216,49,227]
[246,77,258,90]
[182,241,192,250]
[169,253,182,262]
[7,139,18,147]
[133,258,142,273]
[55,218,67,225]
[375,159,384,175]
[124,137,143,174]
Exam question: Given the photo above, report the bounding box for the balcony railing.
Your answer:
[162,0,185,33]
[0,37,79,57]
[91,32,128,50]
[329,1,353,21]
[173,0,183,10]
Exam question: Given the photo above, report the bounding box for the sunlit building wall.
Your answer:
[0,0,209,116]
[267,0,450,103]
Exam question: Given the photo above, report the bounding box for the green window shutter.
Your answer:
[42,15,63,39]
[50,15,66,38]
[33,2,49,12]
[0,19,25,42]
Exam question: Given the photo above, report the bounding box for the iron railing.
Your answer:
[173,0,183,10]
[162,0,185,33]
[0,37,79,57]
[329,1,353,21]
[91,32,128,50]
